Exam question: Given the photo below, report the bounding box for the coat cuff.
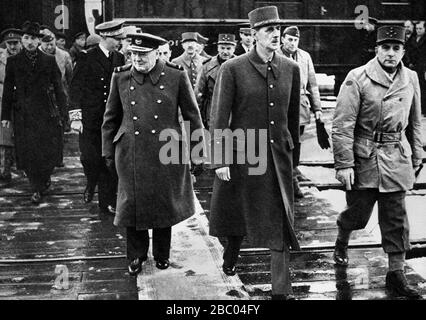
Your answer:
[69,109,82,121]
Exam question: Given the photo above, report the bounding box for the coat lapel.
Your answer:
[93,46,112,73]
[365,58,392,89]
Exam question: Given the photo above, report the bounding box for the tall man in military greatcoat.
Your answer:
[1,21,67,204]
[209,6,301,300]
[102,33,204,275]
[172,32,206,89]
[69,21,125,215]
[195,34,236,129]
[332,26,423,299]
[0,28,22,184]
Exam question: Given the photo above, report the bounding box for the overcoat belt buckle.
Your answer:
[373,131,401,143]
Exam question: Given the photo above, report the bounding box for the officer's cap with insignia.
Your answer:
[0,28,22,43]
[283,26,300,38]
[217,34,237,45]
[95,20,124,39]
[376,25,405,45]
[127,33,167,53]
[181,32,199,44]
[119,25,142,40]
[41,34,55,43]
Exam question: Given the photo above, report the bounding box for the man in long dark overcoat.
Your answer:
[102,33,204,275]
[209,6,301,300]
[1,21,66,204]
[69,21,125,214]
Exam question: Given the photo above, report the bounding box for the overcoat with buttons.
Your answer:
[172,53,205,89]
[102,59,204,230]
[208,49,301,251]
[0,48,14,147]
[332,57,423,192]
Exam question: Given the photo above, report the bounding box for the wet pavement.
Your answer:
[0,106,425,300]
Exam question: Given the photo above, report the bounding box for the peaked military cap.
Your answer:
[127,32,167,53]
[0,28,22,42]
[121,25,142,39]
[217,34,237,45]
[283,26,300,38]
[196,33,209,44]
[248,6,281,29]
[239,27,252,35]
[377,25,405,44]
[181,32,199,43]
[21,21,43,37]
[95,20,124,38]
[41,34,55,43]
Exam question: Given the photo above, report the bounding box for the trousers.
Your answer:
[79,129,117,208]
[337,189,410,253]
[126,227,172,261]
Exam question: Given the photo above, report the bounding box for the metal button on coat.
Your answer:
[270,139,274,144]
[131,101,136,105]
[269,102,274,107]
[151,130,156,134]
[161,72,165,76]
[133,116,138,121]
[135,131,140,135]
[130,86,135,91]
[154,115,159,119]
[270,121,275,125]
[157,100,162,104]
[160,85,164,90]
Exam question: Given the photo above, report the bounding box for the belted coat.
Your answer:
[332,57,423,192]
[209,48,301,251]
[102,60,204,230]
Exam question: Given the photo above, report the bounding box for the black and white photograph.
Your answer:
[1,0,426,308]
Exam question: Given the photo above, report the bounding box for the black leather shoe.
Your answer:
[333,240,349,266]
[83,185,95,203]
[386,270,423,299]
[222,265,237,276]
[155,259,170,270]
[128,258,143,276]
[31,192,42,204]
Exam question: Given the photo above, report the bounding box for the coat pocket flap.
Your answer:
[353,139,374,158]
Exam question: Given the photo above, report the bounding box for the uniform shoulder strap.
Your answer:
[114,64,132,73]
[165,61,184,70]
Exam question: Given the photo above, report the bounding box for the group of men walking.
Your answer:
[0,5,424,300]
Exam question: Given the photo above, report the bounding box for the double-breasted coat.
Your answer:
[0,48,14,147]
[102,60,204,230]
[332,57,423,192]
[278,47,322,126]
[1,50,66,172]
[209,48,301,251]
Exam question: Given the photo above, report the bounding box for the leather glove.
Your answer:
[315,119,331,150]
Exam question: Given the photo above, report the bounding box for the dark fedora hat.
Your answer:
[21,21,43,37]
[248,6,281,29]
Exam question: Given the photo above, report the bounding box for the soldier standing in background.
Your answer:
[278,26,323,199]
[55,32,68,51]
[332,26,423,299]
[196,33,211,59]
[195,34,236,129]
[69,21,125,215]
[1,21,66,204]
[0,28,22,184]
[158,42,172,62]
[119,26,142,64]
[70,32,87,65]
[234,27,254,56]
[172,32,206,89]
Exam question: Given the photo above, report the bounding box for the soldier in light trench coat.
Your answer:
[332,26,423,299]
[209,6,301,300]
[102,33,204,275]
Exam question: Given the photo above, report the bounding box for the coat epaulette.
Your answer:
[202,57,213,65]
[114,64,132,73]
[165,61,184,71]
